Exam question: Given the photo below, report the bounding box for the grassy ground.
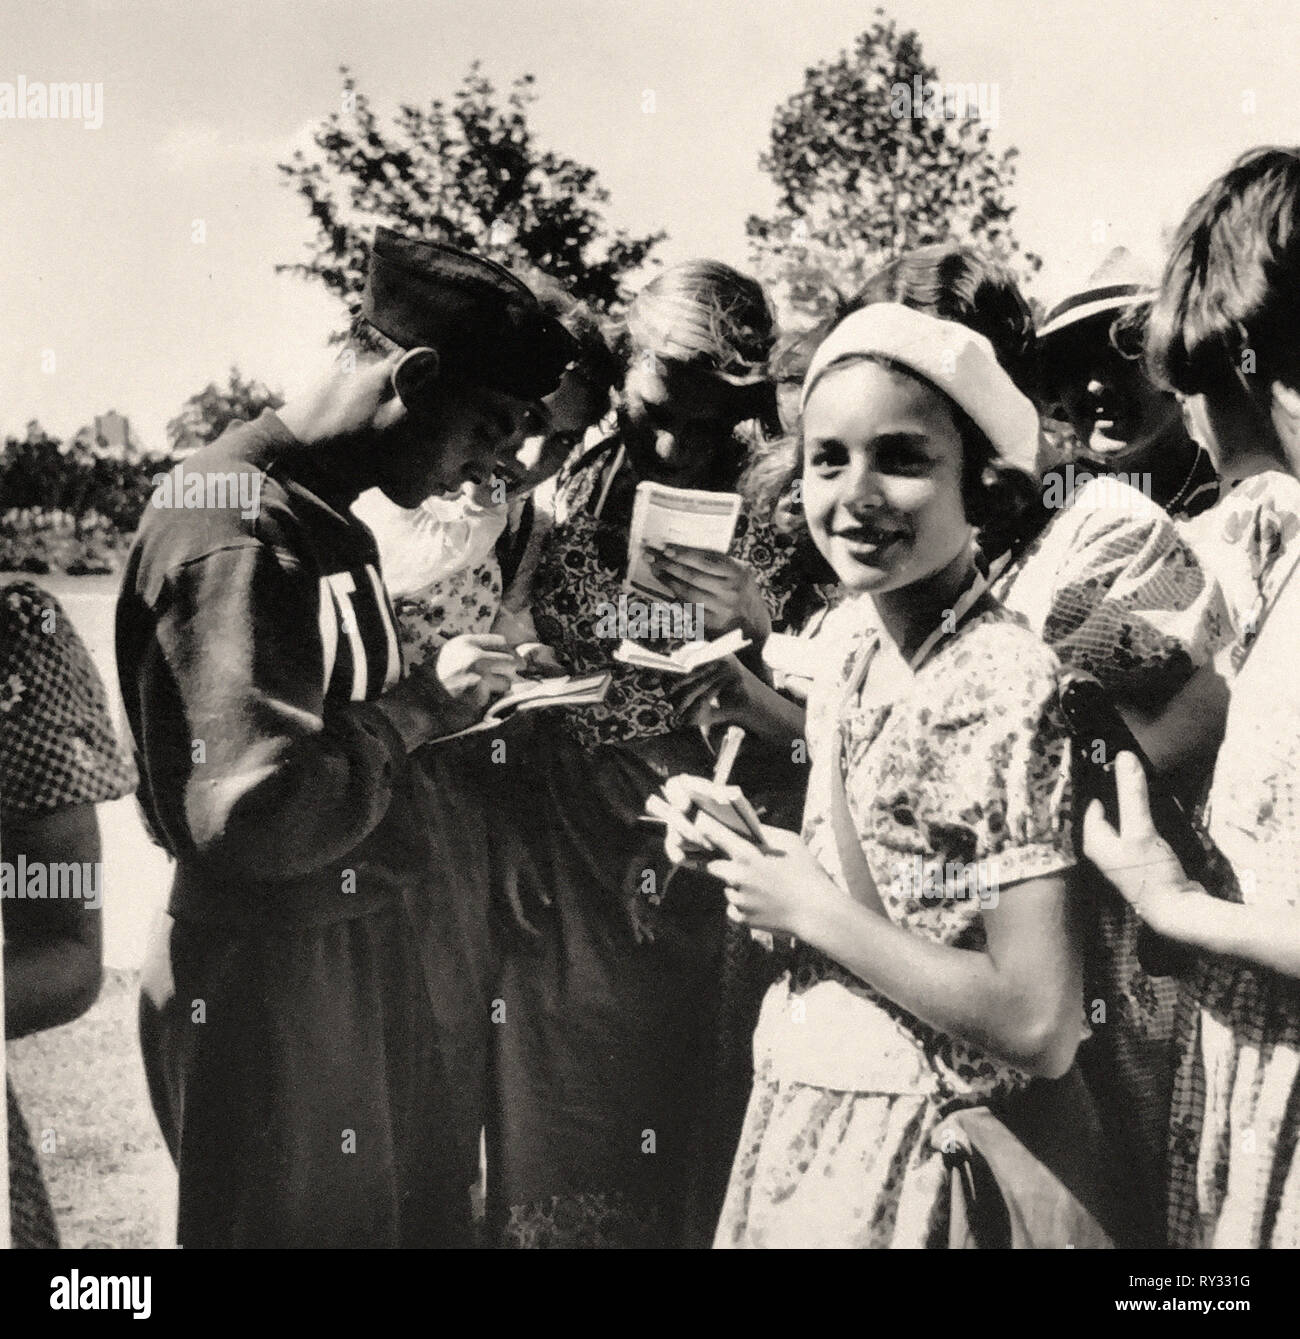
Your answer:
[7,967,175,1248]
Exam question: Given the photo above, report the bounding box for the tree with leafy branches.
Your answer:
[166,367,284,457]
[747,9,1039,324]
[277,65,664,332]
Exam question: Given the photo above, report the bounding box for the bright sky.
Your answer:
[2,0,1297,452]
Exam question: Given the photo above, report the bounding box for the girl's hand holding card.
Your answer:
[677,810,837,938]
[647,770,759,866]
[645,543,772,644]
[646,788,715,867]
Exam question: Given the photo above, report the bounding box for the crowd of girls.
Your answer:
[361,146,1300,1249]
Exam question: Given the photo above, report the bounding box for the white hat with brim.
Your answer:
[1037,283,1151,341]
[800,302,1042,475]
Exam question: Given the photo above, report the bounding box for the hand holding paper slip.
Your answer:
[625,482,742,599]
[761,632,824,688]
[643,726,770,851]
[482,671,611,722]
[643,776,770,853]
[612,626,750,674]
[440,671,611,738]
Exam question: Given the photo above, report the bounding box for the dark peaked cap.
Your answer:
[361,227,579,400]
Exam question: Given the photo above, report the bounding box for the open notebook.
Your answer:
[612,627,750,675]
[442,671,612,738]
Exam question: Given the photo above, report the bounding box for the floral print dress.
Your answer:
[715,595,1080,1248]
[527,438,807,747]
[488,438,818,1249]
[992,474,1231,1223]
[1167,473,1300,1248]
[1176,468,1300,674]
[351,486,509,668]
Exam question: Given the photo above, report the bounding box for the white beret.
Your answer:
[800,302,1041,474]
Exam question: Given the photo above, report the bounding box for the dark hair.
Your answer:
[1146,146,1300,404]
[515,270,619,402]
[852,244,1039,400]
[741,244,1046,562]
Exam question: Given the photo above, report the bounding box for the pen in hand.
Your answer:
[640,725,746,829]
[711,724,745,786]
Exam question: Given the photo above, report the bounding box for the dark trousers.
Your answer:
[139,894,485,1248]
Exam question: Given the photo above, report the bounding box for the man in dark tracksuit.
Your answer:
[119,231,577,1247]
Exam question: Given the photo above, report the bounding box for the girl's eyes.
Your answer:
[807,443,848,472]
[877,446,935,476]
[805,439,937,476]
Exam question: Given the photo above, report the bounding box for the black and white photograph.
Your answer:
[0,0,1296,1304]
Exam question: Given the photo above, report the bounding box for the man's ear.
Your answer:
[391,346,441,409]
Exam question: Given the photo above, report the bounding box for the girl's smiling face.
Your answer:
[801,359,973,595]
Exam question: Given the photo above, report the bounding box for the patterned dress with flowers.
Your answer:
[389,563,502,669]
[489,438,818,1249]
[1166,470,1300,1248]
[992,474,1232,1225]
[1177,468,1300,674]
[351,486,510,669]
[527,438,808,746]
[715,595,1080,1248]
[2,580,136,1247]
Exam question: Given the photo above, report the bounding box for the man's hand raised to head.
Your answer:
[278,348,420,451]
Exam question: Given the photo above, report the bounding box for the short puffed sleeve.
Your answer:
[847,617,1076,911]
[0,581,137,816]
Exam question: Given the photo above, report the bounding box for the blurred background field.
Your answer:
[32,573,173,974]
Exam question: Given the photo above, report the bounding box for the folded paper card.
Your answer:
[612,627,750,675]
[442,671,611,738]
[624,482,742,599]
[674,774,768,847]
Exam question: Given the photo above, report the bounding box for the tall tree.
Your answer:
[277,65,664,329]
[166,367,284,456]
[747,9,1039,323]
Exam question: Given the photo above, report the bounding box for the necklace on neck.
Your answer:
[846,554,989,705]
[1162,447,1208,515]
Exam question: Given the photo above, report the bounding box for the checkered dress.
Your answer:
[1,581,136,816]
[2,580,136,1247]
[992,477,1241,1238]
[1167,543,1300,1248]
[993,476,1229,710]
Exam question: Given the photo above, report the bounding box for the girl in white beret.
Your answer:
[654,271,1116,1247]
